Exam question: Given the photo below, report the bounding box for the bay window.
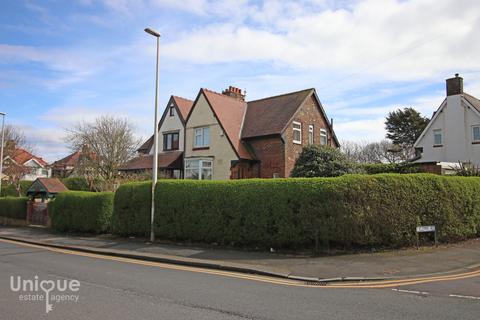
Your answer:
[184,159,213,180]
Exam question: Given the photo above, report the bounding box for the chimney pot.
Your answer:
[446,74,463,96]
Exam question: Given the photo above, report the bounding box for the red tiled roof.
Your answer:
[463,93,480,113]
[37,178,69,193]
[52,151,81,167]
[172,96,194,122]
[119,151,183,171]
[242,88,313,139]
[9,147,48,167]
[202,89,253,160]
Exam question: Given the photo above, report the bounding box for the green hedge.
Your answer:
[60,177,90,191]
[0,197,28,219]
[50,191,114,233]
[358,163,419,174]
[112,175,480,250]
[1,181,33,197]
[112,181,151,235]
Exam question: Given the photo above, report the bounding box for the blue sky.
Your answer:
[1,0,480,161]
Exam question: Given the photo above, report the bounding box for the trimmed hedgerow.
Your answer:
[0,197,28,219]
[60,177,90,191]
[49,191,114,233]
[111,175,480,250]
[358,162,420,174]
[111,181,151,236]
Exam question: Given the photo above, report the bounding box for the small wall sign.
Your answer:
[416,225,437,248]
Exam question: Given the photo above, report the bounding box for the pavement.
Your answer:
[1,226,479,281]
[1,239,479,320]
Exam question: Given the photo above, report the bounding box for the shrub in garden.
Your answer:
[358,162,419,174]
[291,145,352,177]
[0,197,28,219]
[49,191,114,233]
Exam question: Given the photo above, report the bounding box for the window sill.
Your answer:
[472,141,480,145]
[293,141,302,145]
[433,144,443,148]
[193,147,210,150]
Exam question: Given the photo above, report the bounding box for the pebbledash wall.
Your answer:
[184,93,239,180]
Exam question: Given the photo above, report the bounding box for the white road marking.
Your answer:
[392,289,429,295]
[449,294,480,301]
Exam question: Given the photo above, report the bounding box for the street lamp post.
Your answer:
[145,27,161,243]
[0,112,5,196]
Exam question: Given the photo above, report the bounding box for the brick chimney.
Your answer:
[446,73,463,96]
[222,86,246,101]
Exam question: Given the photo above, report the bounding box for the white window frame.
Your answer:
[293,122,302,144]
[184,159,213,180]
[194,126,210,148]
[308,125,314,144]
[472,125,480,142]
[433,129,443,146]
[320,128,328,145]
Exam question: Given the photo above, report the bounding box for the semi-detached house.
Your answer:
[183,86,339,180]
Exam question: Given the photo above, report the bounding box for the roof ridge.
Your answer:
[172,95,193,102]
[202,88,246,102]
[247,88,314,103]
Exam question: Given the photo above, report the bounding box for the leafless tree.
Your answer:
[65,115,141,181]
[2,124,33,155]
[341,140,409,164]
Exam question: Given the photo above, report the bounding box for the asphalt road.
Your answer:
[0,240,479,320]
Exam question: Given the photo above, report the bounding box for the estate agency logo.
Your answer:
[10,275,80,313]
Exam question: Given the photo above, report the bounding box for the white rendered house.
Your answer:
[414,75,480,166]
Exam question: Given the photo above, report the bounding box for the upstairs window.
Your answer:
[473,126,480,142]
[194,126,210,148]
[169,104,175,116]
[433,129,443,145]
[163,132,179,151]
[320,129,328,145]
[293,122,302,144]
[308,125,314,144]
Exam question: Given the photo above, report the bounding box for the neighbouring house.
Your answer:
[183,86,339,180]
[119,95,194,178]
[413,74,480,168]
[51,145,96,178]
[1,141,50,181]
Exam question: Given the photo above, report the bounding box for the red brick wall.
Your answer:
[246,136,285,178]
[284,95,338,177]
[230,161,259,179]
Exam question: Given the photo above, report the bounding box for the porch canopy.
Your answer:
[119,151,183,172]
[26,178,68,200]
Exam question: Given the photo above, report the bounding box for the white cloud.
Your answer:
[161,0,480,82]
